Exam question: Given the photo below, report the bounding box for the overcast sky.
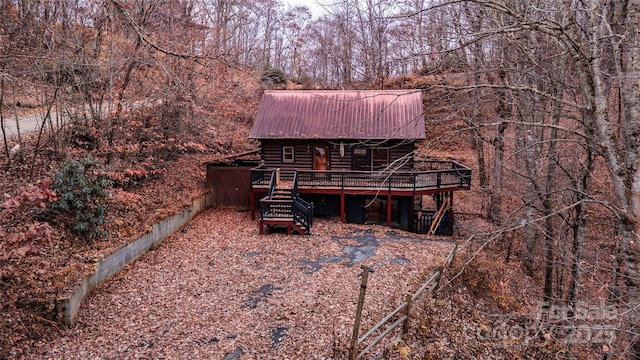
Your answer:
[285,0,326,19]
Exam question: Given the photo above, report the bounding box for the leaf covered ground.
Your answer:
[27,210,455,359]
[1,85,614,359]
[0,97,257,358]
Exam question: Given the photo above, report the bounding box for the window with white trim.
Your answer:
[282,146,295,163]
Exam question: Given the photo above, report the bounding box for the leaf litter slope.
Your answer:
[29,209,453,359]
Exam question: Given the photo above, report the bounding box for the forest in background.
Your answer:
[2,0,640,358]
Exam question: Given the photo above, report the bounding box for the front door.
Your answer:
[313,145,328,171]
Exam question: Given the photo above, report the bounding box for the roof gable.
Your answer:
[249,90,426,140]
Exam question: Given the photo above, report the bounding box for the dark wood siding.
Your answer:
[260,139,415,171]
[390,144,415,170]
[329,142,350,170]
[261,140,314,171]
[206,164,254,210]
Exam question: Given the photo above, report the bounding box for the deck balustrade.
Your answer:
[251,160,471,193]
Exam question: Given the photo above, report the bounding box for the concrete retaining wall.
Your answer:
[55,191,213,326]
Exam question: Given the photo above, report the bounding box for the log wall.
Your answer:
[260,139,415,171]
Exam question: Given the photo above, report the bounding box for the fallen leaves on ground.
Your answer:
[28,209,454,359]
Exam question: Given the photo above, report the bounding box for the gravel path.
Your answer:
[30,209,453,359]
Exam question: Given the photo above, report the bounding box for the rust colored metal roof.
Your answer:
[249,90,425,140]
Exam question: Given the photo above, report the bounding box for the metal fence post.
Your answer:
[349,265,373,360]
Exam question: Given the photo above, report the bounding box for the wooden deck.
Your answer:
[250,160,471,195]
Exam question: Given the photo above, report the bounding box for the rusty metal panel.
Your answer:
[250,90,425,140]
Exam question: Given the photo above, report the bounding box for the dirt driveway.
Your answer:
[30,209,453,359]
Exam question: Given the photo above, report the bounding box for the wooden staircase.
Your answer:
[414,193,454,235]
[428,196,450,235]
[259,170,313,235]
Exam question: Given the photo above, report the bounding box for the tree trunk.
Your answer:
[488,59,509,224]
[466,5,488,191]
[10,65,22,155]
[0,67,9,166]
[489,120,507,223]
[542,91,563,305]
[614,0,640,356]
[471,129,487,188]
[566,149,592,308]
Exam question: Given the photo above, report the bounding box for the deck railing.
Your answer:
[266,169,277,198]
[260,198,293,219]
[293,195,313,230]
[251,160,472,192]
[259,170,314,235]
[291,170,299,195]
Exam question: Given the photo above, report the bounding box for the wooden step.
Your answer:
[264,212,292,218]
[272,195,292,200]
[260,174,311,235]
[292,221,308,235]
[258,218,309,235]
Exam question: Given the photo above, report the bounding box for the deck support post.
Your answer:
[449,191,454,233]
[387,194,392,227]
[251,190,256,220]
[409,197,415,233]
[341,192,345,223]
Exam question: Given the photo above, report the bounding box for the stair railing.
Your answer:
[266,169,277,199]
[261,198,293,220]
[261,169,314,235]
[260,169,281,221]
[429,196,450,235]
[293,195,314,233]
[291,170,299,197]
[291,170,314,232]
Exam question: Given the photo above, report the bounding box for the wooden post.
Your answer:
[449,191,454,234]
[275,168,281,186]
[402,293,412,336]
[349,265,372,360]
[340,192,345,223]
[387,194,392,227]
[435,244,457,290]
[251,190,256,220]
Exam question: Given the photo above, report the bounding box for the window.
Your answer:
[352,147,369,171]
[352,147,389,171]
[282,146,295,163]
[372,148,389,170]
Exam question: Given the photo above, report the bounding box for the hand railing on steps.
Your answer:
[260,170,314,235]
[293,195,313,233]
[266,169,277,199]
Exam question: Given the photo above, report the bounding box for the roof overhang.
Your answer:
[250,90,426,140]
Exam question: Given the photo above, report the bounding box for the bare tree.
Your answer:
[424,0,640,356]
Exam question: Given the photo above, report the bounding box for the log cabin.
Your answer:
[249,89,471,235]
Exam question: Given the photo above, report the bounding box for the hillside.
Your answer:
[1,76,622,359]
[0,93,259,357]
